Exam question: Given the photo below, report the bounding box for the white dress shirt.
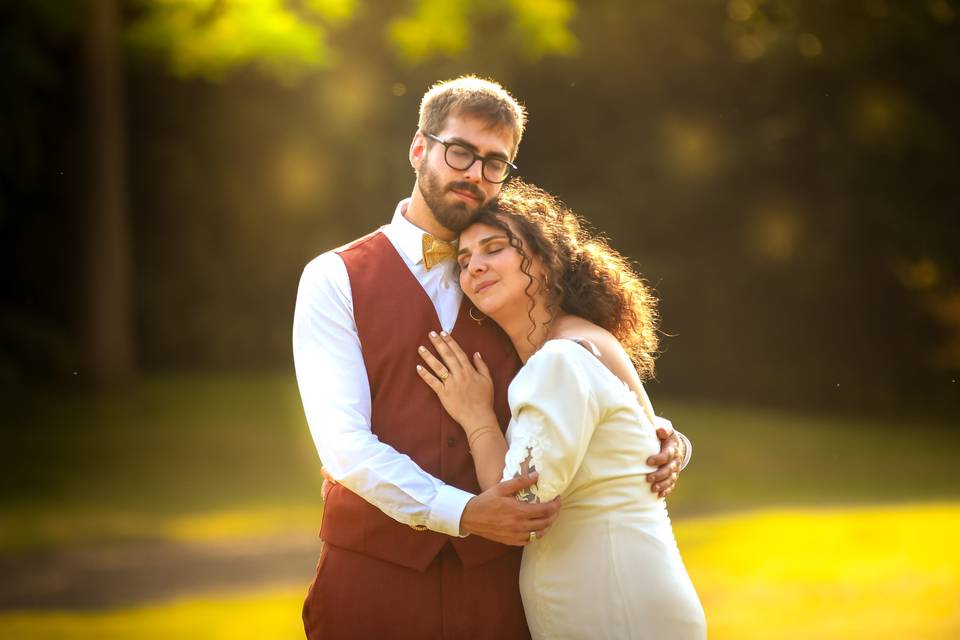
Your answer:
[293,199,470,536]
[292,198,692,538]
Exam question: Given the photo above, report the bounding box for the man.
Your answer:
[293,76,690,639]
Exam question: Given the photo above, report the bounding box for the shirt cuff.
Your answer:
[427,483,475,537]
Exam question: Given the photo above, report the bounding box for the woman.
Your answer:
[415,181,706,639]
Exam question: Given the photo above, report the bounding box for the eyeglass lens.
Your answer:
[444,143,510,183]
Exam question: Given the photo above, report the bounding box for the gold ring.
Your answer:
[438,369,449,381]
[529,531,537,543]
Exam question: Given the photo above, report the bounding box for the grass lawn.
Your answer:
[3,373,957,550]
[0,504,956,639]
[1,372,957,637]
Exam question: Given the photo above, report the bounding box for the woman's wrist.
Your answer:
[461,411,499,436]
[467,426,501,450]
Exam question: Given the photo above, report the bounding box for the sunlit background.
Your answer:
[1,1,958,638]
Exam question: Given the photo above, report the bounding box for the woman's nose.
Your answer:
[468,257,486,274]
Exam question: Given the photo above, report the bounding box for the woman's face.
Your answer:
[457,220,544,317]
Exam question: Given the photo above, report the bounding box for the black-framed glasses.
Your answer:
[425,132,517,184]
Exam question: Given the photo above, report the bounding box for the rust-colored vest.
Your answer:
[320,230,522,571]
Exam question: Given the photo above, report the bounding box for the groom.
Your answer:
[293,76,691,639]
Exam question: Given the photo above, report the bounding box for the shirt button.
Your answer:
[447,437,457,447]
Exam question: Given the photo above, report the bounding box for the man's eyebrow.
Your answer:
[457,234,508,256]
[448,137,510,161]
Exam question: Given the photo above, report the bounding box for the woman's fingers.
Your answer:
[429,331,465,372]
[439,331,473,370]
[418,346,451,381]
[473,351,492,380]
[416,364,445,394]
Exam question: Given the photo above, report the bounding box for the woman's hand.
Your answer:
[416,331,496,434]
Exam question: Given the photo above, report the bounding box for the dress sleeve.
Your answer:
[501,343,602,503]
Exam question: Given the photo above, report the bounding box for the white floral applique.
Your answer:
[504,411,550,503]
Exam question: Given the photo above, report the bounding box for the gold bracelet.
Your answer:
[468,427,500,450]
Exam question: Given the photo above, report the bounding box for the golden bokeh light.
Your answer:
[660,116,721,180]
[850,85,909,142]
[797,32,823,57]
[727,0,756,22]
[897,257,940,290]
[272,142,331,211]
[748,206,803,262]
[927,0,957,23]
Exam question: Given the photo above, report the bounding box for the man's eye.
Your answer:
[449,147,473,162]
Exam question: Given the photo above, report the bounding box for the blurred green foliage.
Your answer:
[126,0,346,82]
[123,0,576,79]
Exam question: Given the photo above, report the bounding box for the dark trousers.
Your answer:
[302,541,530,640]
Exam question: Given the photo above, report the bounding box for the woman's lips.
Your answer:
[475,280,497,294]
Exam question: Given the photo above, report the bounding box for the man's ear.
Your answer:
[410,130,426,171]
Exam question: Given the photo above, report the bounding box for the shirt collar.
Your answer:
[385,198,458,267]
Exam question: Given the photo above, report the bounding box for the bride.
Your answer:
[415,181,706,639]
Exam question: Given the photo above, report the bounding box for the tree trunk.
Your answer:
[81,0,135,385]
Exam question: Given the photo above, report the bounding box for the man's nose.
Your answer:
[462,158,483,183]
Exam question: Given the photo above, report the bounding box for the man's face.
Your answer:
[415,114,515,233]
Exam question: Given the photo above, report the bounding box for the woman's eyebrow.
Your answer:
[457,234,508,257]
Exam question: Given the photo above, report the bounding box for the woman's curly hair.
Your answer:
[469,180,660,379]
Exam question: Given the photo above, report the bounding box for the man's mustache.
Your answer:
[447,182,484,201]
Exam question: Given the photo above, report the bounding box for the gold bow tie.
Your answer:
[422,234,457,270]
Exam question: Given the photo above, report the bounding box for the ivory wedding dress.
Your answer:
[502,339,706,640]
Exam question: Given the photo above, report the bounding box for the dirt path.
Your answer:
[0,533,321,610]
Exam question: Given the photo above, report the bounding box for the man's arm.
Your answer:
[293,253,471,536]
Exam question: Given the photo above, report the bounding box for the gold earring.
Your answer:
[469,307,485,325]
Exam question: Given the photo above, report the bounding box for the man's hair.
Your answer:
[418,76,526,158]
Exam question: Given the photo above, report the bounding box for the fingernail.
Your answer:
[440,331,448,337]
[646,458,655,465]
[419,346,426,352]
[416,365,423,371]
[475,352,482,359]
[429,331,438,338]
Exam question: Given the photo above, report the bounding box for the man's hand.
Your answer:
[646,427,685,498]
[460,473,561,546]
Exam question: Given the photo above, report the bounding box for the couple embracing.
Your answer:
[293,76,707,639]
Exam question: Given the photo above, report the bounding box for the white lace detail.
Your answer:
[504,411,550,503]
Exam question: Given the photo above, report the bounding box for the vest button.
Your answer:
[447,437,457,447]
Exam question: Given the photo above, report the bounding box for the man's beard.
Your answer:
[417,165,487,233]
